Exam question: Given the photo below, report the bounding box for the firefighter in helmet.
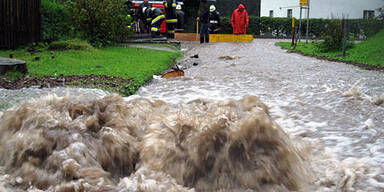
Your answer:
[208,5,221,34]
[142,7,165,37]
[175,4,184,31]
[124,0,135,31]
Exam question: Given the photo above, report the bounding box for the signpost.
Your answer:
[300,0,308,6]
[295,0,310,46]
[305,0,310,43]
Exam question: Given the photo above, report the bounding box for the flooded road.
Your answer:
[0,39,383,191]
[138,40,384,191]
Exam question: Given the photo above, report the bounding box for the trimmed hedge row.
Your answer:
[218,16,384,39]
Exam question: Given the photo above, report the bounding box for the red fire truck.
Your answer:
[131,0,183,35]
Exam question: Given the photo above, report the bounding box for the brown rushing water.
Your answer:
[0,94,307,192]
[0,40,383,191]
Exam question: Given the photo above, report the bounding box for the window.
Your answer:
[363,10,374,19]
[269,10,274,17]
[287,9,293,18]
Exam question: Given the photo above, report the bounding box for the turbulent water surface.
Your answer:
[0,40,383,191]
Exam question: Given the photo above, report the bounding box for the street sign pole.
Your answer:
[296,6,302,44]
[305,0,310,43]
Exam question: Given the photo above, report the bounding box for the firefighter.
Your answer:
[163,0,178,38]
[142,7,165,37]
[197,0,210,43]
[175,4,184,32]
[139,0,152,33]
[208,5,221,34]
[124,0,135,31]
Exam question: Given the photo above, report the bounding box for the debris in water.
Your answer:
[0,95,308,192]
[161,70,184,78]
[219,55,238,60]
[372,93,384,106]
[343,80,362,98]
[162,65,184,78]
[190,54,199,58]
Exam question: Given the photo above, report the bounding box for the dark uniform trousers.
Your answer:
[164,0,178,38]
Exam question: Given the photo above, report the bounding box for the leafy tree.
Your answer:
[71,0,130,47]
[41,0,72,41]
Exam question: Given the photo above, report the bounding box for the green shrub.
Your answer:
[317,20,344,52]
[41,0,72,42]
[218,16,384,39]
[48,39,93,50]
[71,0,131,47]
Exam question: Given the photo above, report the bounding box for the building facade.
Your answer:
[261,0,383,19]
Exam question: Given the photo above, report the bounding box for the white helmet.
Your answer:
[142,7,147,14]
[210,5,216,12]
[176,4,182,10]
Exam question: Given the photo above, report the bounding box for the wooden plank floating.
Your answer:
[174,33,254,43]
[0,57,28,74]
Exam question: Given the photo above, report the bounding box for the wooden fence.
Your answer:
[0,0,41,49]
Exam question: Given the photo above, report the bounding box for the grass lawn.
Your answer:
[277,29,384,68]
[0,44,182,95]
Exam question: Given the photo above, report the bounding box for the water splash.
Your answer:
[0,94,308,191]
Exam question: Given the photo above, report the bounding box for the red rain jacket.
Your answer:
[231,4,249,34]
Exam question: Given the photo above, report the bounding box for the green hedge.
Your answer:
[41,0,72,42]
[71,0,131,47]
[218,16,384,39]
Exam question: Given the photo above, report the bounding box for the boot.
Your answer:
[206,37,209,43]
[200,37,204,44]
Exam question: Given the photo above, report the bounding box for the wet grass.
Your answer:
[277,29,384,69]
[0,44,182,96]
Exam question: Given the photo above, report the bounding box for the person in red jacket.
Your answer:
[231,4,249,34]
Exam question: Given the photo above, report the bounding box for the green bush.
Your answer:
[218,16,384,39]
[317,20,345,52]
[41,0,72,42]
[71,0,131,47]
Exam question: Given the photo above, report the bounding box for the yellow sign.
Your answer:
[300,0,308,6]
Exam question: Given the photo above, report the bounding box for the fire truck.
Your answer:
[130,0,183,35]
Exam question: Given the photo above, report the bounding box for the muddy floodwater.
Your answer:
[1,40,384,191]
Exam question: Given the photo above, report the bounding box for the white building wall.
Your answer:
[261,0,383,19]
